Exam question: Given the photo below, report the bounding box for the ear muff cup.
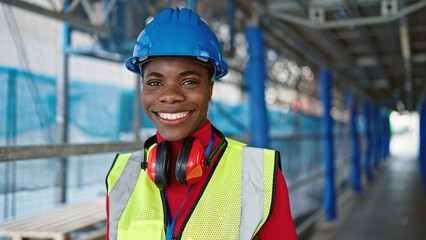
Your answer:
[175,137,206,185]
[147,140,172,190]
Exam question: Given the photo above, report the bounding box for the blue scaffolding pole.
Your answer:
[377,107,383,165]
[420,99,426,193]
[363,102,373,181]
[385,111,391,157]
[320,69,336,221]
[380,109,389,161]
[348,91,362,194]
[245,26,269,148]
[373,105,381,169]
[382,110,391,159]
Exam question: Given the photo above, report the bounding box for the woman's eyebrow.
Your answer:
[145,72,163,78]
[179,70,201,77]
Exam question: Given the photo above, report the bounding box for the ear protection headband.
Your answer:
[141,126,226,190]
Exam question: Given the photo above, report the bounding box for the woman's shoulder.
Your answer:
[224,137,247,149]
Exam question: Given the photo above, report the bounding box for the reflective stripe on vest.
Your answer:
[107,150,145,240]
[240,146,266,239]
[107,138,276,240]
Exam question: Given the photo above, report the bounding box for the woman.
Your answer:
[106,8,297,240]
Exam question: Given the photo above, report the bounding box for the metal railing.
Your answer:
[0,142,144,162]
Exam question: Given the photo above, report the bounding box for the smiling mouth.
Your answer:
[157,111,190,121]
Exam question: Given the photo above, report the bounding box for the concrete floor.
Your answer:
[308,153,426,240]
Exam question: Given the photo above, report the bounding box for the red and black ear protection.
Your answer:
[146,136,206,189]
[141,126,226,190]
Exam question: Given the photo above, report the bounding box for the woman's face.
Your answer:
[141,58,214,141]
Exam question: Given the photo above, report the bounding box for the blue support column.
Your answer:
[380,110,387,161]
[363,102,373,181]
[385,111,391,157]
[320,69,336,221]
[381,111,385,160]
[377,108,383,164]
[420,99,426,192]
[226,2,235,53]
[348,91,362,194]
[245,26,269,148]
[373,106,380,169]
[115,1,126,45]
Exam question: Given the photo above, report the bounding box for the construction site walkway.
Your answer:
[308,135,426,240]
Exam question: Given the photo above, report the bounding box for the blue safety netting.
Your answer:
[0,67,136,143]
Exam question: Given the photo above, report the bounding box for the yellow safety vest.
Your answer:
[107,137,278,240]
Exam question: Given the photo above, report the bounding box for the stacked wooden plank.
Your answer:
[0,197,106,240]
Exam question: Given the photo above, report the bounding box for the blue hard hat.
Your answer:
[125,8,228,80]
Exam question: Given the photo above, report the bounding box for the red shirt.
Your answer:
[106,120,297,239]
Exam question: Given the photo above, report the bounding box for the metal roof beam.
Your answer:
[399,0,413,110]
[231,0,327,67]
[293,0,371,84]
[346,0,389,83]
[268,0,426,29]
[269,0,381,11]
[357,53,426,66]
[413,54,426,64]
[0,0,111,35]
[356,56,378,66]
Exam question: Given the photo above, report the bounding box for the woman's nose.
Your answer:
[158,85,185,103]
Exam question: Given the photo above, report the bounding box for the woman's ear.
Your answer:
[209,81,214,101]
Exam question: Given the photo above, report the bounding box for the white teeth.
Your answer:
[158,112,189,120]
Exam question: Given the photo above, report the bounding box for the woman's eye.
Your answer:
[146,81,161,86]
[182,80,198,85]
